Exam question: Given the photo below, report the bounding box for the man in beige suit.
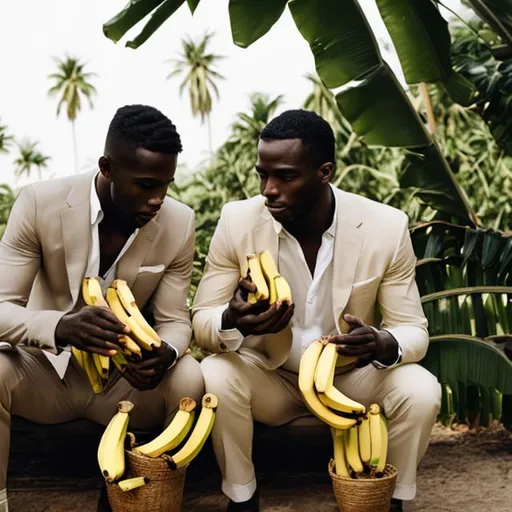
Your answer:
[0,104,204,512]
[193,110,441,511]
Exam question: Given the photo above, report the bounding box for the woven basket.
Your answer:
[328,459,397,512]
[107,449,187,512]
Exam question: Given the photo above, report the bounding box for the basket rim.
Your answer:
[328,458,397,483]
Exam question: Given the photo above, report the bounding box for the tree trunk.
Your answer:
[72,120,79,173]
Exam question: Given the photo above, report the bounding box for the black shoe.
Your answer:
[226,489,260,512]
[390,498,403,511]
[97,482,112,512]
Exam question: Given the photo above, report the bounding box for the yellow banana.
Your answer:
[247,253,269,301]
[135,398,197,458]
[368,403,386,472]
[118,476,149,492]
[258,250,279,303]
[83,352,103,394]
[298,338,357,430]
[344,426,364,475]
[117,334,142,359]
[112,279,161,346]
[106,287,155,352]
[98,400,134,482]
[273,275,292,305]
[71,346,85,369]
[112,352,128,373]
[247,292,258,305]
[86,277,109,307]
[331,428,350,477]
[93,353,110,380]
[169,393,218,469]
[314,341,338,393]
[82,277,93,306]
[358,415,371,464]
[376,413,388,475]
[318,385,366,415]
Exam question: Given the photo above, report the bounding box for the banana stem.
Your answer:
[420,82,436,133]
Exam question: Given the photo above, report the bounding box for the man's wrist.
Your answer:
[373,328,402,368]
[221,308,236,331]
[164,343,179,371]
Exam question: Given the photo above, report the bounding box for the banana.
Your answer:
[368,403,383,470]
[83,352,103,394]
[318,385,366,415]
[98,400,134,482]
[298,338,357,430]
[344,426,364,475]
[273,275,292,305]
[112,351,128,373]
[117,334,142,359]
[93,353,110,380]
[331,428,350,477]
[358,415,371,464]
[86,277,110,307]
[71,346,85,369]
[135,398,197,458]
[247,292,258,305]
[169,393,218,469]
[258,250,279,303]
[247,253,269,301]
[376,412,388,475]
[118,476,149,492]
[112,279,161,346]
[106,287,155,352]
[314,341,338,393]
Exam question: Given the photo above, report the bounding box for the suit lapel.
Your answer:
[61,171,96,305]
[116,219,160,288]
[332,189,364,330]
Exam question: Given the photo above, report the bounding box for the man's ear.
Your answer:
[98,156,112,179]
[319,162,335,183]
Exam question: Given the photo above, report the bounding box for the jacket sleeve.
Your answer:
[378,213,429,364]
[191,204,244,354]
[0,185,65,352]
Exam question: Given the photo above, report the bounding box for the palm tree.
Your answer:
[0,119,12,154]
[13,139,50,181]
[47,56,97,173]
[166,32,225,154]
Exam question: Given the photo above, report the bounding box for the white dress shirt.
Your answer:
[216,185,401,372]
[42,172,140,378]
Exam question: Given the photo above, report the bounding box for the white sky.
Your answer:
[0,0,462,189]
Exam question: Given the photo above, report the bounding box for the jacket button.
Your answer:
[220,343,227,351]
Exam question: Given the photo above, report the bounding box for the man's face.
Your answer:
[100,146,177,229]
[256,138,330,225]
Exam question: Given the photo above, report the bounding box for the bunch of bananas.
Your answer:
[298,337,366,430]
[245,250,292,305]
[72,277,162,393]
[135,393,218,470]
[97,394,218,493]
[331,403,389,479]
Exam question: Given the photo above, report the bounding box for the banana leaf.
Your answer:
[187,0,200,14]
[467,0,512,48]
[375,0,476,105]
[126,0,185,49]
[229,0,289,48]
[103,0,166,43]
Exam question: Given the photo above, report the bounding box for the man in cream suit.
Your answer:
[193,110,441,511]
[0,105,204,512]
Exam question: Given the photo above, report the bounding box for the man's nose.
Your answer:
[262,176,279,198]
[148,193,165,208]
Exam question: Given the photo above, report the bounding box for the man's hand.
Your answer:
[55,306,128,356]
[331,314,399,368]
[222,277,294,337]
[121,343,177,391]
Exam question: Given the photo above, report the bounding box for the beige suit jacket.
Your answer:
[192,187,429,370]
[0,171,195,357]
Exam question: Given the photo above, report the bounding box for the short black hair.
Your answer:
[106,104,182,154]
[260,109,335,166]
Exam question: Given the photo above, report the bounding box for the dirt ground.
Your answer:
[7,423,512,512]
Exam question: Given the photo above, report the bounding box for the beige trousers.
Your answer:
[201,352,442,503]
[0,345,204,504]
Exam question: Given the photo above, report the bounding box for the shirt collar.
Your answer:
[90,172,103,226]
[271,183,338,238]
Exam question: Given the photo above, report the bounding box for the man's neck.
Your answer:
[285,185,334,242]
[96,173,134,236]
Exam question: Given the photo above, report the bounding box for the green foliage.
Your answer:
[13,140,50,182]
[0,119,12,154]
